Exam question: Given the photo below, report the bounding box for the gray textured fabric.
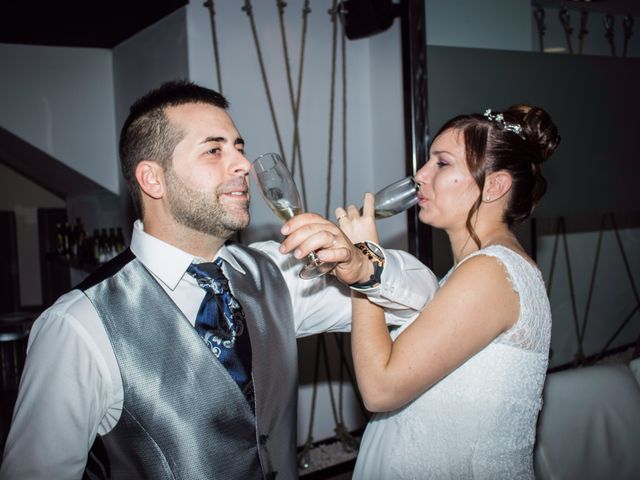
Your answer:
[83,243,297,479]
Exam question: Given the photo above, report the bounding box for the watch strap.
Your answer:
[350,241,384,289]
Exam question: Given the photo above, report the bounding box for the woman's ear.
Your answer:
[483,171,512,203]
[135,161,165,200]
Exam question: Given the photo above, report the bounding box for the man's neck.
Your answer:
[143,216,226,261]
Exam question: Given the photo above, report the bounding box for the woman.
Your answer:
[337,105,560,479]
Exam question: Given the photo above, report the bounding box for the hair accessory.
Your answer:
[483,109,525,139]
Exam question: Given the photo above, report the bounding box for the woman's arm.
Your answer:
[351,254,519,412]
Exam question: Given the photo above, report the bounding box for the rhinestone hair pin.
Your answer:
[483,109,525,139]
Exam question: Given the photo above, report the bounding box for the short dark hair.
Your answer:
[433,104,560,247]
[119,80,229,216]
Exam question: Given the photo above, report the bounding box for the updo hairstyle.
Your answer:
[433,104,560,247]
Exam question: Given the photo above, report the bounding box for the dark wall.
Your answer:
[426,46,640,218]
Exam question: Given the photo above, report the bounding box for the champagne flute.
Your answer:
[251,152,337,279]
[361,176,420,219]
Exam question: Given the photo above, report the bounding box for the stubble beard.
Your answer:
[165,166,250,240]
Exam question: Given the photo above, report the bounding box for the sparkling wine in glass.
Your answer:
[251,152,336,279]
[361,176,420,219]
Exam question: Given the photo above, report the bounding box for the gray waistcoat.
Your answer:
[80,244,298,479]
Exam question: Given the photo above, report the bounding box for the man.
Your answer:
[0,81,438,479]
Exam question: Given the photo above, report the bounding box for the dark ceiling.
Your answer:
[0,0,188,49]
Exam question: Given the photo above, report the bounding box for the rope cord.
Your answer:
[578,214,605,347]
[339,2,348,206]
[320,335,340,425]
[332,334,358,452]
[594,305,639,363]
[547,213,640,368]
[546,217,562,294]
[559,8,574,54]
[203,0,223,93]
[622,15,634,58]
[611,213,640,305]
[559,218,585,365]
[324,0,339,217]
[332,333,369,420]
[591,213,640,361]
[276,0,310,210]
[604,13,616,57]
[319,334,358,452]
[291,0,312,210]
[578,10,589,55]
[298,335,322,469]
[242,0,287,162]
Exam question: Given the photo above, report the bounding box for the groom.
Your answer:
[0,80,437,479]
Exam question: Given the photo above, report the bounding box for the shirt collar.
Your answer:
[129,220,246,290]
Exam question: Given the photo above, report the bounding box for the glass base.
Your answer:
[299,258,336,280]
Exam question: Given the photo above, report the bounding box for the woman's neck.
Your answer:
[448,222,515,264]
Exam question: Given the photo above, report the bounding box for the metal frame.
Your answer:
[400,0,432,267]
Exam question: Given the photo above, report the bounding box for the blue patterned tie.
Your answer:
[188,258,254,407]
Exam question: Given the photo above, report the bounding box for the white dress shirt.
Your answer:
[0,220,437,480]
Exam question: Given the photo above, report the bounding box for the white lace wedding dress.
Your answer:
[353,245,551,479]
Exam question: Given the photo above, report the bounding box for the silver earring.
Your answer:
[485,196,491,202]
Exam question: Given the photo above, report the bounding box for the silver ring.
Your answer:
[336,214,347,221]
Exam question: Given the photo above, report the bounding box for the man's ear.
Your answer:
[135,161,165,200]
[483,171,512,203]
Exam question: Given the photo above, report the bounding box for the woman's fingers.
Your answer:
[362,192,376,218]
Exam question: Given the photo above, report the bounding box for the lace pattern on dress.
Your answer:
[445,245,551,354]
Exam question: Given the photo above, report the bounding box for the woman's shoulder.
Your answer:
[459,245,541,281]
[445,244,543,304]
[448,249,515,290]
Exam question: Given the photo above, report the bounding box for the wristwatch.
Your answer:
[350,241,385,289]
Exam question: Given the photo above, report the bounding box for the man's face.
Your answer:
[163,103,252,239]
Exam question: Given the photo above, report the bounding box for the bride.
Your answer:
[339,104,560,479]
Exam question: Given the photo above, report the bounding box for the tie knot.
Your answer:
[188,258,228,289]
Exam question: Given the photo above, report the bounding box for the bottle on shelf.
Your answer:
[55,223,65,256]
[63,222,73,259]
[92,229,101,264]
[99,228,109,263]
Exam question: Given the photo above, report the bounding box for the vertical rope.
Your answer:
[558,218,584,365]
[325,0,339,218]
[578,214,606,347]
[297,335,322,469]
[546,217,562,294]
[604,13,616,57]
[276,0,310,210]
[332,333,368,419]
[339,1,348,207]
[242,0,287,162]
[622,15,634,58]
[292,0,312,209]
[577,10,589,55]
[559,8,574,54]
[203,0,223,93]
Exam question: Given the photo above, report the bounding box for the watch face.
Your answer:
[365,241,384,259]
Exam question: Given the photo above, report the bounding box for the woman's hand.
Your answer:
[335,192,380,245]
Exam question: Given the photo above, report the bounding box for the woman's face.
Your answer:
[414,128,480,230]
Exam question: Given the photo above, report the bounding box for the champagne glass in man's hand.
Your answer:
[251,152,337,279]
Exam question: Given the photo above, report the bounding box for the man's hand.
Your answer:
[279,195,379,285]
